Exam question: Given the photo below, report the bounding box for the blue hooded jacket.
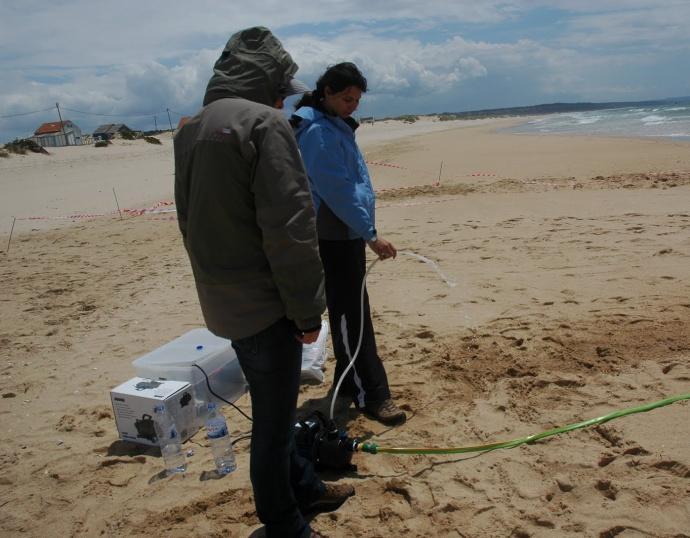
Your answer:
[292,106,376,241]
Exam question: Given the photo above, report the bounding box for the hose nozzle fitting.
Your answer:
[356,441,379,454]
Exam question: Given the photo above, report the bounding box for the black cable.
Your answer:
[193,363,252,422]
[231,433,252,446]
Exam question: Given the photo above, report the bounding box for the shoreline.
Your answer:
[502,124,690,143]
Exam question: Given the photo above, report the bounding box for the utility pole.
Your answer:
[55,102,69,146]
[154,115,158,132]
[166,108,173,133]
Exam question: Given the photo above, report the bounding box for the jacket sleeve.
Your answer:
[173,127,191,241]
[251,113,325,331]
[298,124,376,241]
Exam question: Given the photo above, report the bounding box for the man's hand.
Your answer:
[297,327,321,344]
[367,237,397,260]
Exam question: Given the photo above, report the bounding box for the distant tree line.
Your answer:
[437,96,690,120]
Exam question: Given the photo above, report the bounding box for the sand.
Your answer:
[1,116,689,537]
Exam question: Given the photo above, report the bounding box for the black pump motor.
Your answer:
[294,412,357,471]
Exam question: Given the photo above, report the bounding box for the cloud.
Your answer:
[0,48,220,138]
[561,6,690,50]
[286,33,488,97]
[0,1,518,70]
[2,1,688,71]
[2,1,689,141]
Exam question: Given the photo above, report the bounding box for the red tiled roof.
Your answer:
[34,121,71,135]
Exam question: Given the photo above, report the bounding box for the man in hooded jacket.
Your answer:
[174,27,353,538]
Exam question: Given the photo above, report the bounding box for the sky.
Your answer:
[1,0,689,142]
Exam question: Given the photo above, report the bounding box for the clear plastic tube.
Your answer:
[329,251,455,420]
[398,251,457,288]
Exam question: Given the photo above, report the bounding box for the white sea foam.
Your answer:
[510,103,690,140]
[576,115,602,125]
[558,112,601,125]
[641,115,667,125]
[645,132,690,138]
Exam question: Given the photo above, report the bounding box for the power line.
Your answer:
[62,107,171,118]
[2,105,190,121]
[0,106,55,119]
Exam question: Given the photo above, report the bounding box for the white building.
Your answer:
[32,120,83,147]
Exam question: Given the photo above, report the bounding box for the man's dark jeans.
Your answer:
[232,317,325,538]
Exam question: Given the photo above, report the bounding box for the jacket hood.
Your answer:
[203,26,299,107]
[291,106,323,137]
[292,106,359,138]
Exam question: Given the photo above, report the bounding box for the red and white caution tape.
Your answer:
[378,198,454,209]
[15,200,176,222]
[17,212,111,221]
[122,200,174,216]
[366,160,407,170]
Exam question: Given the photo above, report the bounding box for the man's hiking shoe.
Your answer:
[364,398,406,425]
[249,526,329,538]
[301,482,355,514]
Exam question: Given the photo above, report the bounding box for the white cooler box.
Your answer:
[132,328,249,409]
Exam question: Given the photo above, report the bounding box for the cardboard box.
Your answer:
[110,377,201,446]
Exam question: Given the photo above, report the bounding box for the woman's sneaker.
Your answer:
[364,398,406,425]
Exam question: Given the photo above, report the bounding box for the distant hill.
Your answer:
[437,96,690,121]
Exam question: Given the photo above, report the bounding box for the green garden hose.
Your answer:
[356,393,690,455]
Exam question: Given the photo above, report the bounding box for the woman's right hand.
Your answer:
[298,328,320,344]
[367,237,397,260]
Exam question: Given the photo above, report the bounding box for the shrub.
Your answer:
[0,149,9,158]
[4,138,49,154]
[144,136,162,145]
[94,140,110,148]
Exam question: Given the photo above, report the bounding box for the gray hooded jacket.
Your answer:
[174,27,325,340]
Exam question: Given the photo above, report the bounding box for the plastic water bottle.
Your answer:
[153,404,187,474]
[205,402,236,475]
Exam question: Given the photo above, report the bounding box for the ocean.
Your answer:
[509,103,690,141]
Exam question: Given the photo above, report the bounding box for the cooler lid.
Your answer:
[132,328,232,368]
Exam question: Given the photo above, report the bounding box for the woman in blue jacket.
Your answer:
[292,62,406,425]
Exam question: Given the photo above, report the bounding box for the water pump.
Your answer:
[294,411,357,471]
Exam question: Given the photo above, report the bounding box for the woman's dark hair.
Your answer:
[295,62,367,109]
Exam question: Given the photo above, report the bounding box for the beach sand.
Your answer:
[1,116,689,537]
